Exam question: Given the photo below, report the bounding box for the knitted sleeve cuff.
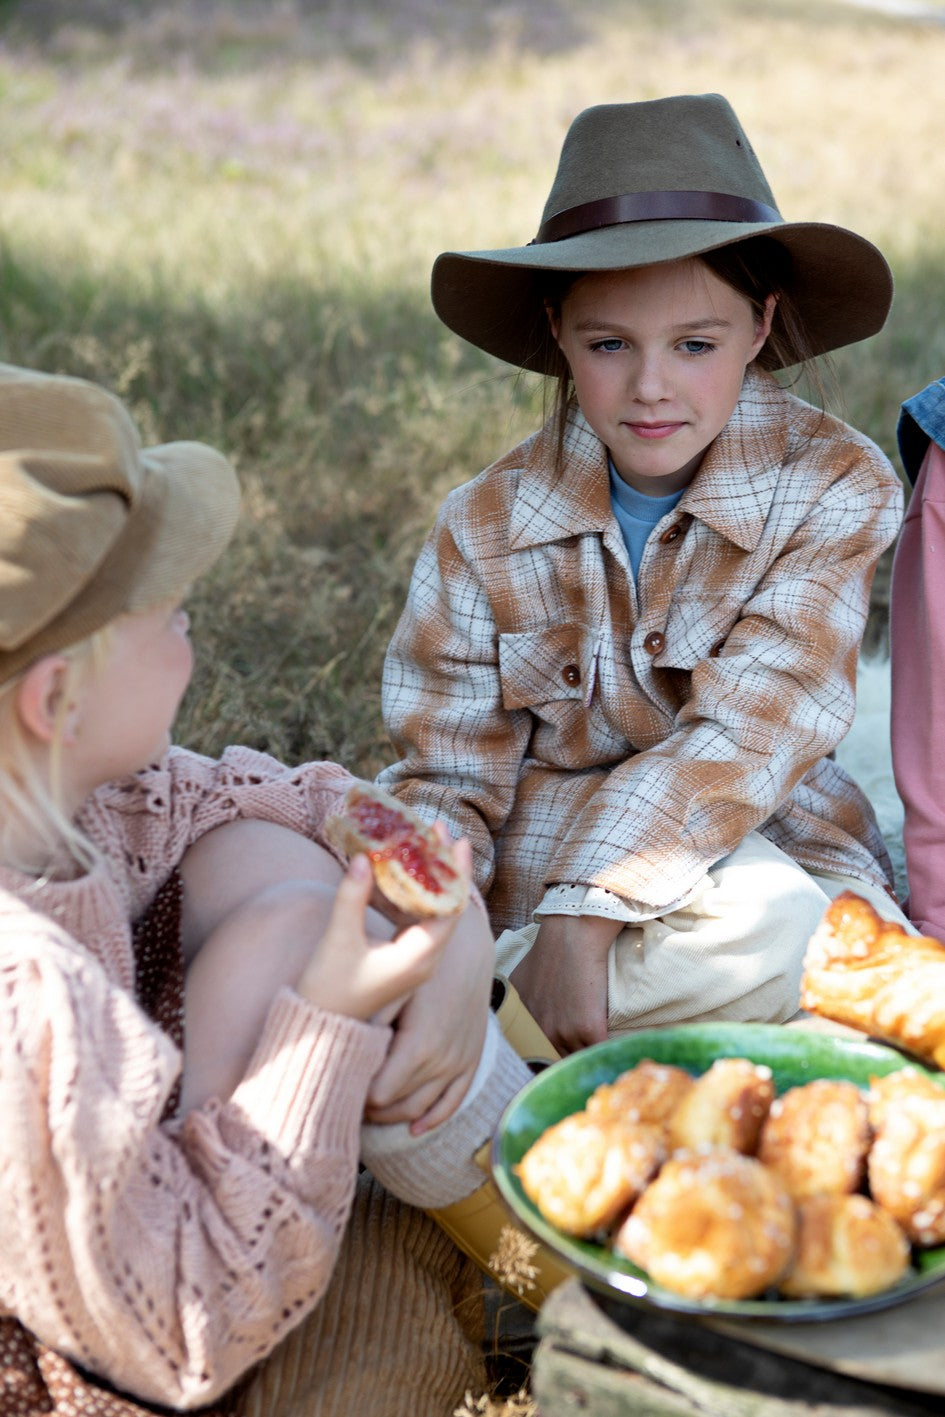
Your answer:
[359,1013,532,1208]
[229,990,390,1158]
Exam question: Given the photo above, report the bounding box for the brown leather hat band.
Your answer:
[534,190,782,244]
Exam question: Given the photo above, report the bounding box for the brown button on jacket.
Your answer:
[379,370,903,933]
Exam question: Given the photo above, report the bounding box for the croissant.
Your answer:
[800,891,945,1070]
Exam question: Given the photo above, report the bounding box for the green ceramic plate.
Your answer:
[492,1022,945,1321]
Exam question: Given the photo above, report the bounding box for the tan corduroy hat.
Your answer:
[432,93,893,373]
[0,363,241,686]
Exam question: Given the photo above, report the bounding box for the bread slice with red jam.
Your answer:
[324,781,469,918]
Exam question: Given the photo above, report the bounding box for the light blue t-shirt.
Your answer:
[608,459,685,579]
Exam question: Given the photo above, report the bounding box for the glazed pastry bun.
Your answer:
[515,1111,666,1237]
[667,1056,774,1155]
[779,1194,910,1299]
[615,1149,796,1300]
[867,1066,945,1131]
[758,1079,871,1200]
[586,1059,694,1135]
[868,1090,945,1245]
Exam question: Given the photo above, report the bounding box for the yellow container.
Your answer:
[490,973,560,1071]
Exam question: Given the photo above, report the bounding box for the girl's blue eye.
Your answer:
[591,338,625,353]
[681,339,715,355]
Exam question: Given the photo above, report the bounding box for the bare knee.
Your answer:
[187,876,392,998]
[180,819,345,961]
[183,878,369,1113]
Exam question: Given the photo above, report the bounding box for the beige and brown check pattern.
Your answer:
[379,370,903,934]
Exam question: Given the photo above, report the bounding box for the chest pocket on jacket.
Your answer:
[498,624,597,710]
[655,594,744,669]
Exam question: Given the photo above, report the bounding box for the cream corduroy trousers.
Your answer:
[495,830,915,1032]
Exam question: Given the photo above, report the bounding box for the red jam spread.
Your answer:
[352,796,457,894]
[353,799,411,842]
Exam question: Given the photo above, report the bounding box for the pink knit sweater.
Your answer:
[0,745,395,1409]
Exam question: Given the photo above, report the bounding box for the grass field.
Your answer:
[2,0,944,780]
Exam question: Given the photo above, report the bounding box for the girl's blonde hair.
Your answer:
[0,626,114,878]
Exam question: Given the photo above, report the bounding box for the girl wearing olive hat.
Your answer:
[0,364,533,1415]
[379,93,914,1056]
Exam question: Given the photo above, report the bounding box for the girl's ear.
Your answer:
[15,656,77,745]
[544,297,561,344]
[751,293,778,360]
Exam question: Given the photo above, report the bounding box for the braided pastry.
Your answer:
[801,891,945,1069]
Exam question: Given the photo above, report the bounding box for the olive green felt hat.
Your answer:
[431,93,893,373]
[0,363,240,685]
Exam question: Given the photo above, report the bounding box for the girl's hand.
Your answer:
[510,913,620,1054]
[363,839,494,1134]
[295,855,452,1021]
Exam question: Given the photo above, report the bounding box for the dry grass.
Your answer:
[1,0,943,771]
[454,1389,537,1417]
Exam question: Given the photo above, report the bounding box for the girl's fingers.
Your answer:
[383,917,452,983]
[318,853,373,942]
[407,1070,472,1135]
[341,851,373,894]
[366,1023,438,1111]
[325,852,373,918]
[301,855,457,1019]
[355,921,450,1017]
[364,1073,445,1128]
[451,834,472,875]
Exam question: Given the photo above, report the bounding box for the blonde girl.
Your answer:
[379,93,914,1055]
[0,363,530,1416]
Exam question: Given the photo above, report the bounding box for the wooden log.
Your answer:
[533,1280,944,1416]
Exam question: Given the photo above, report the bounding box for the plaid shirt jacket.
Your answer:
[379,370,903,933]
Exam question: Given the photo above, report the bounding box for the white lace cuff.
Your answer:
[534,882,654,923]
[533,882,693,923]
